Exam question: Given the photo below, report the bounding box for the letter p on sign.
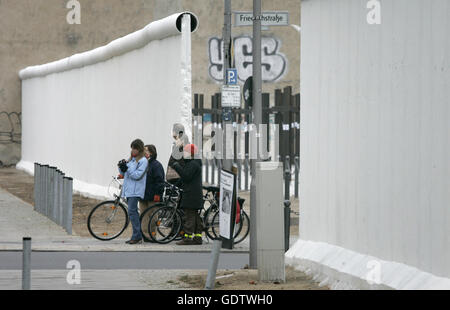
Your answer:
[226,69,238,85]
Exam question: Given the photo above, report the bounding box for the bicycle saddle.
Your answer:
[203,185,220,193]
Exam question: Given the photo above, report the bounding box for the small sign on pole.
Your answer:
[234,11,289,27]
[219,168,237,249]
[226,68,238,85]
[221,84,241,108]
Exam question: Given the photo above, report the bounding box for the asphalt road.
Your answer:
[0,251,249,270]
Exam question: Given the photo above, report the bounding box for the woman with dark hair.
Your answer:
[139,144,165,241]
[117,139,148,244]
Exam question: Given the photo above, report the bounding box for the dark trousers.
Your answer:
[182,209,203,237]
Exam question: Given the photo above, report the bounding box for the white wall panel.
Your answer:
[297,0,450,281]
[17,12,198,199]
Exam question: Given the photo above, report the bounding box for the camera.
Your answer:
[117,159,128,173]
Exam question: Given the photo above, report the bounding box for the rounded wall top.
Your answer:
[19,12,198,80]
[176,12,199,33]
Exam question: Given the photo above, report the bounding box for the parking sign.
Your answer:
[226,68,238,85]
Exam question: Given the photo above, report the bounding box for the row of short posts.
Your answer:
[33,163,73,234]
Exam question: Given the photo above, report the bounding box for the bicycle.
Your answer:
[146,182,184,244]
[201,185,250,245]
[87,176,130,241]
[147,183,250,245]
[87,176,181,242]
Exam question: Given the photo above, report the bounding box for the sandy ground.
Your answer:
[0,167,300,238]
[176,266,328,290]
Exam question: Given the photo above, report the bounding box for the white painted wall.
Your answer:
[17,12,198,199]
[291,0,450,286]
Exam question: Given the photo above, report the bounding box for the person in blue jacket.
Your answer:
[118,139,148,244]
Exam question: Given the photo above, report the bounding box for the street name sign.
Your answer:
[234,11,289,27]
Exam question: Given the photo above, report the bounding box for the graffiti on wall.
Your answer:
[0,112,21,144]
[208,35,287,83]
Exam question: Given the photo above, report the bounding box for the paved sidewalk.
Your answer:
[0,187,251,252]
[0,269,203,290]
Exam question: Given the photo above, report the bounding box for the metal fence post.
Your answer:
[63,177,73,234]
[205,159,210,184]
[294,156,299,198]
[38,164,43,214]
[42,165,49,218]
[284,200,291,252]
[237,159,242,190]
[244,154,249,191]
[33,163,38,212]
[284,156,290,200]
[22,237,31,290]
[217,159,222,185]
[211,159,216,185]
[58,170,65,226]
[54,168,60,224]
[49,167,56,222]
[54,169,60,225]
[34,163,40,213]
[205,239,222,290]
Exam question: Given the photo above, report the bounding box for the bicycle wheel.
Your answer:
[233,211,250,244]
[210,210,249,244]
[148,206,182,244]
[203,206,220,240]
[87,200,129,241]
[139,203,165,242]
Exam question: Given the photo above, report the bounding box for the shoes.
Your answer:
[126,239,143,245]
[176,238,195,245]
[193,236,203,245]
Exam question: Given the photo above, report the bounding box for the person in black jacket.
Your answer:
[170,143,203,245]
[139,145,165,241]
[166,123,190,184]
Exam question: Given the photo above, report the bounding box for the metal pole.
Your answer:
[49,167,56,222]
[38,164,43,214]
[58,170,65,226]
[55,169,60,225]
[63,177,73,234]
[284,155,291,200]
[22,237,31,290]
[53,168,59,224]
[294,156,299,198]
[42,165,49,218]
[250,0,262,269]
[34,163,41,213]
[204,239,222,290]
[33,163,38,212]
[284,200,291,252]
[222,0,233,172]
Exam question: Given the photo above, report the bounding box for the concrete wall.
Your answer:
[0,0,300,166]
[17,13,194,199]
[289,0,450,288]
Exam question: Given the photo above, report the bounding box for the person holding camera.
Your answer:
[117,139,148,245]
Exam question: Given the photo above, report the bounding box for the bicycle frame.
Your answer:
[105,176,128,223]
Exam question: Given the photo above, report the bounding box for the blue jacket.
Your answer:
[119,157,148,199]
